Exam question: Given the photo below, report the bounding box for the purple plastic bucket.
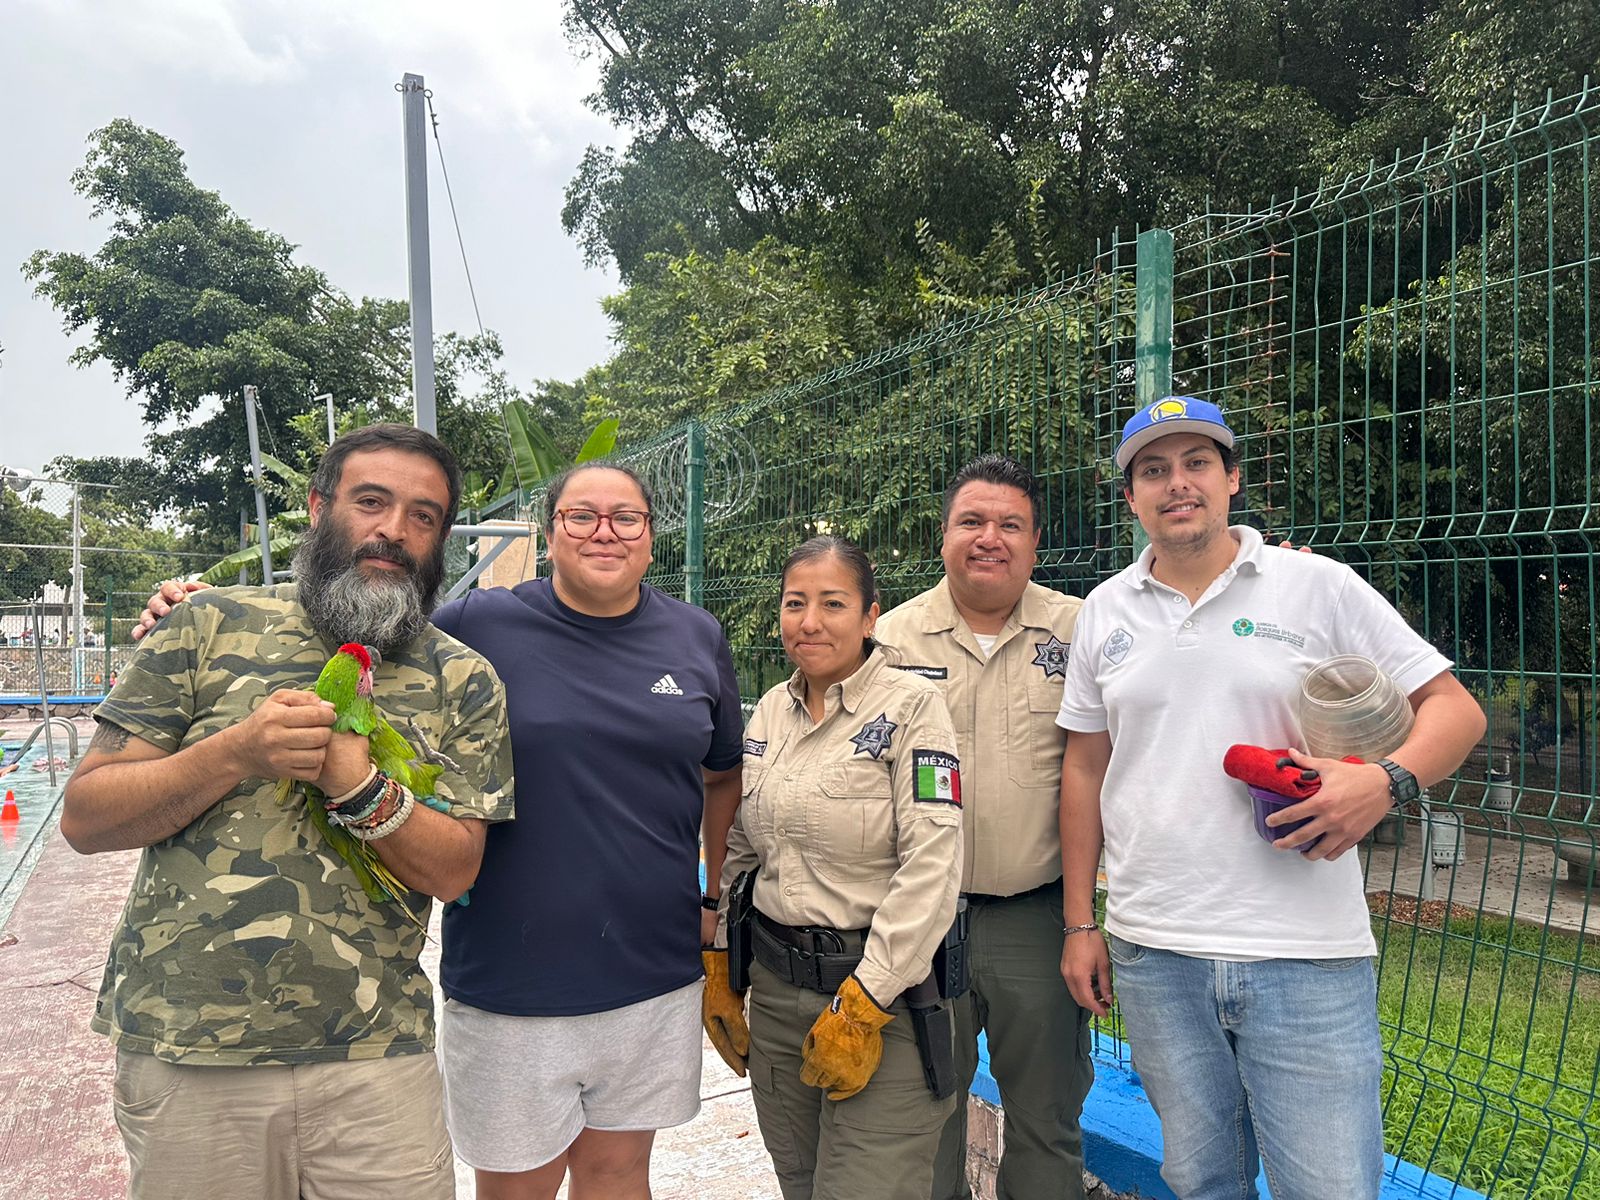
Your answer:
[1247,785,1320,852]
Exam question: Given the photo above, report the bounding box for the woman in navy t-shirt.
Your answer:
[432,463,744,1200]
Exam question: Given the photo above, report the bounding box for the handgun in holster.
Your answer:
[906,900,970,1099]
[726,869,756,992]
[905,974,957,1099]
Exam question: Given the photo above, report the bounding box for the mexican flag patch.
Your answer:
[913,749,961,807]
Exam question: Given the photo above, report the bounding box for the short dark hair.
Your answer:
[1120,438,1238,489]
[543,462,655,526]
[310,423,463,529]
[941,455,1043,529]
[781,536,879,612]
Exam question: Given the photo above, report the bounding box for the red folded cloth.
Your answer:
[1222,744,1362,800]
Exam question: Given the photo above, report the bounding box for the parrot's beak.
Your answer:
[366,646,382,666]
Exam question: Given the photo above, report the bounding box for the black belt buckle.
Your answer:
[788,926,844,990]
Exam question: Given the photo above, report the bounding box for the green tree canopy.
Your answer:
[26,120,524,552]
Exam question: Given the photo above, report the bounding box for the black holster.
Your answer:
[930,897,971,999]
[726,869,756,992]
[905,973,957,1100]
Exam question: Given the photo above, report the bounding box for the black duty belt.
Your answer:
[962,876,1062,905]
[752,910,867,994]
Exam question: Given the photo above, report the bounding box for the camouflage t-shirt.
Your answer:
[89,585,515,1066]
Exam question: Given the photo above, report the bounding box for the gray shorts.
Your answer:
[438,980,704,1172]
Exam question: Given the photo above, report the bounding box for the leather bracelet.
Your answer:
[701,894,721,911]
[325,765,379,807]
[1063,922,1100,937]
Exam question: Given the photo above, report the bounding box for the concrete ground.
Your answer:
[0,814,786,1200]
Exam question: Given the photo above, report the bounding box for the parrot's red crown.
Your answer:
[337,643,373,671]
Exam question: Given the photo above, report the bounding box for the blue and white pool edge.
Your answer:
[972,1030,1489,1200]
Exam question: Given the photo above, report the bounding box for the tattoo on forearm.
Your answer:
[90,723,134,754]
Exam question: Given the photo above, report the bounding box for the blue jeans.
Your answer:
[1109,936,1383,1200]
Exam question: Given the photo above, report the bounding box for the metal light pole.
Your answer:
[242,385,275,584]
[70,483,84,692]
[399,73,437,433]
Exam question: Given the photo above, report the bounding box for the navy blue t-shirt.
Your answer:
[433,578,743,1015]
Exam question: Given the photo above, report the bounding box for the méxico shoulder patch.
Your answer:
[912,749,962,807]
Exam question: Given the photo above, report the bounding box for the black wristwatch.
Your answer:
[1375,758,1420,805]
[701,893,721,911]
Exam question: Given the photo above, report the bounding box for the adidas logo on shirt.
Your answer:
[650,673,685,696]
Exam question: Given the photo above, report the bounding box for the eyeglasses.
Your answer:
[554,508,652,541]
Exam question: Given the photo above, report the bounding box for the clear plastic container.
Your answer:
[1298,654,1414,762]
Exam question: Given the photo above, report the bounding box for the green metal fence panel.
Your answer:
[200,82,1592,1200]
[1153,84,1599,1199]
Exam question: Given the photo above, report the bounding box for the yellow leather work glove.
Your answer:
[798,974,894,1101]
[701,949,750,1077]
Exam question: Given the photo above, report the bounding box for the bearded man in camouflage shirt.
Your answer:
[62,424,515,1200]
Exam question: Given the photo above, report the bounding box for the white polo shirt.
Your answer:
[1056,526,1452,958]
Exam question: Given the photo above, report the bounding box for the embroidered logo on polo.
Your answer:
[849,713,898,760]
[1229,618,1306,648]
[1103,628,1134,664]
[650,673,685,695]
[1032,635,1070,678]
[895,664,949,680]
[912,749,962,807]
[743,738,767,757]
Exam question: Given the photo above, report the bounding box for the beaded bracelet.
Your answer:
[326,768,387,825]
[330,773,394,827]
[349,787,416,841]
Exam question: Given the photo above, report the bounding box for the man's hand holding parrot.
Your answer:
[316,727,374,800]
[223,690,338,783]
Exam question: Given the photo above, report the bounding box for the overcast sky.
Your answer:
[0,0,619,475]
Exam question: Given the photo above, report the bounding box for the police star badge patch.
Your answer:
[1032,635,1070,678]
[849,713,898,759]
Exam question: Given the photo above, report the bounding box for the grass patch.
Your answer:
[1373,898,1600,1199]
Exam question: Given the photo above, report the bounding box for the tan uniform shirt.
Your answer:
[722,648,963,1005]
[875,578,1081,896]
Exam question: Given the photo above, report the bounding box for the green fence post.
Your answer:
[684,421,705,607]
[1130,229,1175,558]
[1135,228,1175,404]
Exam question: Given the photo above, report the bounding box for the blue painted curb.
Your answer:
[973,1030,1488,1200]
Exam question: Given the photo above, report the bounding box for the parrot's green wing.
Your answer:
[369,717,445,798]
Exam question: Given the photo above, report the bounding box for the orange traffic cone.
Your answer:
[1,791,17,822]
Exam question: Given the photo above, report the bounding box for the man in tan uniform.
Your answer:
[875,455,1091,1200]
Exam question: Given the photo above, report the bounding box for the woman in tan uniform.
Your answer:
[703,535,964,1200]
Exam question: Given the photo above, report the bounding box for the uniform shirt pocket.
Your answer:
[1009,681,1067,785]
[740,762,772,838]
[814,760,896,870]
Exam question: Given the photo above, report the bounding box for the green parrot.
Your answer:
[276,642,447,922]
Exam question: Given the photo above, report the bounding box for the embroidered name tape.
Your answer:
[912,749,962,807]
[895,664,949,680]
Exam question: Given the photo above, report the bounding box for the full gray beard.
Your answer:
[294,542,432,658]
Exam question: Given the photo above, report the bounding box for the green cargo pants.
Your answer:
[747,960,957,1200]
[931,881,1094,1200]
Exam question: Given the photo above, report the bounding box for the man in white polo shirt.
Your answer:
[1054,397,1484,1200]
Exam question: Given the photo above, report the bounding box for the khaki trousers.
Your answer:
[931,882,1094,1200]
[113,1048,454,1200]
[747,961,956,1200]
